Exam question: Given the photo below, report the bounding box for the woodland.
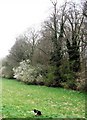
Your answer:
[0,0,87,91]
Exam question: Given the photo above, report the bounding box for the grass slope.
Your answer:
[0,78,86,118]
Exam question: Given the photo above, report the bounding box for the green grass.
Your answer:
[0,78,86,119]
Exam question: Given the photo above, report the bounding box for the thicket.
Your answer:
[13,60,44,85]
[0,1,86,91]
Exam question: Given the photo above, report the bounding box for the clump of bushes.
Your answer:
[44,66,62,87]
[58,61,77,90]
[44,66,56,87]
[0,66,13,79]
[1,57,85,92]
[13,59,44,85]
[44,64,76,89]
[0,58,14,79]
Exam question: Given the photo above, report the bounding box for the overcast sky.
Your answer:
[0,0,80,59]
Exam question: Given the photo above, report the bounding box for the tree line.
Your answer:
[0,0,87,91]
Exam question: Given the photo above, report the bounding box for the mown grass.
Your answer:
[0,78,86,119]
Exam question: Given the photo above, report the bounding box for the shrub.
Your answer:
[44,64,76,88]
[44,66,59,87]
[13,60,44,85]
[59,60,77,89]
[0,66,13,79]
[0,57,14,79]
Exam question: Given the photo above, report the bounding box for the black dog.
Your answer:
[33,109,42,116]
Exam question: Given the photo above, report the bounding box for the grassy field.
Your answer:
[0,78,86,119]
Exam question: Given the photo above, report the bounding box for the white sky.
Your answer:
[0,0,80,59]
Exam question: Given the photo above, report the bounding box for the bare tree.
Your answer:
[24,28,38,64]
[7,35,31,68]
[64,2,84,72]
[43,0,67,86]
[83,0,87,17]
[82,0,87,91]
